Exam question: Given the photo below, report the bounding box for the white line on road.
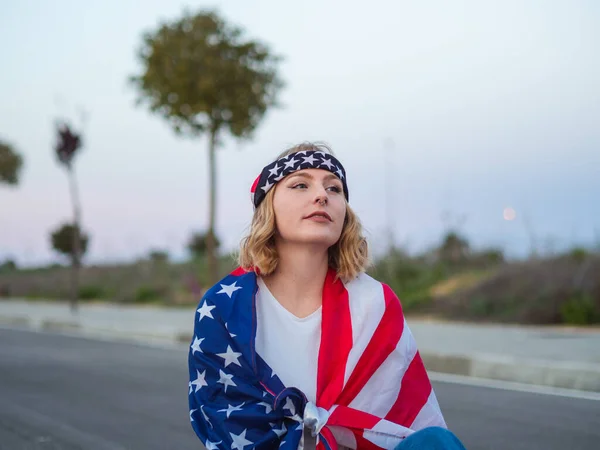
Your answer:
[430,371,600,401]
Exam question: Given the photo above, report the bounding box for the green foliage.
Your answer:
[129,8,283,286]
[133,285,165,304]
[188,231,221,258]
[0,254,240,305]
[560,292,599,325]
[0,140,24,185]
[0,259,18,273]
[480,249,504,265]
[50,223,89,264]
[368,249,448,310]
[78,285,107,300]
[129,8,284,138]
[439,231,470,263]
[569,247,588,264]
[149,250,170,263]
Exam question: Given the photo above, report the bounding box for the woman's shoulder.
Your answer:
[196,267,257,311]
[344,272,404,313]
[202,267,256,295]
[344,271,391,296]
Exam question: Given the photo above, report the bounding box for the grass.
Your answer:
[0,254,239,306]
[3,249,599,325]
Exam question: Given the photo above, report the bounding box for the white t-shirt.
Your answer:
[255,277,322,449]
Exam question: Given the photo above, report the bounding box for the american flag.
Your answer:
[188,267,446,450]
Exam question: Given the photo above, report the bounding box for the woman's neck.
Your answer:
[262,243,329,318]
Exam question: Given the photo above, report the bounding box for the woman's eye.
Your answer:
[327,186,342,193]
[291,183,308,189]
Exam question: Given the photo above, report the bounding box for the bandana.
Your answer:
[250,150,349,208]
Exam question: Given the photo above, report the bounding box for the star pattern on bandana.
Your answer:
[252,150,348,208]
[268,164,282,177]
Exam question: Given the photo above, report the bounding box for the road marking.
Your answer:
[430,371,600,401]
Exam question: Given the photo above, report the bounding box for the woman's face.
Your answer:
[271,168,346,249]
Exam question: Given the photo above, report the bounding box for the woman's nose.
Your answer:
[315,192,328,205]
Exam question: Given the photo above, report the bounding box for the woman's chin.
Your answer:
[295,232,340,248]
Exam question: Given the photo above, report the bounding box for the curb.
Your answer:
[40,319,82,332]
[421,352,600,393]
[0,315,31,327]
[176,332,194,343]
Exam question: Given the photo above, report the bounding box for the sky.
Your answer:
[1,0,599,266]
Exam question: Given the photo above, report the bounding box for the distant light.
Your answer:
[503,207,516,221]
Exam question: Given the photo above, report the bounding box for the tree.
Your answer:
[54,122,85,312]
[149,249,170,263]
[188,230,221,259]
[439,231,470,263]
[129,9,283,286]
[0,259,17,273]
[0,140,24,186]
[50,223,90,264]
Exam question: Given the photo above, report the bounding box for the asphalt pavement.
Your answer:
[2,299,600,393]
[1,327,599,450]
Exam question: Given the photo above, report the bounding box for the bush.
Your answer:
[0,259,17,273]
[560,293,599,325]
[148,250,169,263]
[368,250,449,311]
[78,285,107,300]
[133,285,165,304]
[569,248,588,263]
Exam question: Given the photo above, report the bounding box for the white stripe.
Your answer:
[343,273,386,386]
[328,425,357,449]
[409,390,447,430]
[363,418,414,449]
[348,319,417,417]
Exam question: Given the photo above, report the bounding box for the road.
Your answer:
[0,327,598,450]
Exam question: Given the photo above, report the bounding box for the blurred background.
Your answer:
[2,2,600,449]
[1,0,599,324]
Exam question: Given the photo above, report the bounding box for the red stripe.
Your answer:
[328,405,380,430]
[317,269,353,409]
[327,406,384,449]
[336,283,404,406]
[250,174,260,193]
[231,266,249,276]
[384,351,432,427]
[259,381,276,398]
[319,427,337,450]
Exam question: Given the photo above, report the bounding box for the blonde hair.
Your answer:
[238,142,370,283]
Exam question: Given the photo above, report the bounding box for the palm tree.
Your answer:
[54,122,84,312]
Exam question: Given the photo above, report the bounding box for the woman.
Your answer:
[188,142,466,450]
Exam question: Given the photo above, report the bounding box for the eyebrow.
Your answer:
[287,172,341,182]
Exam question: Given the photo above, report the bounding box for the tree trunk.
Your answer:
[206,127,218,287]
[68,165,82,314]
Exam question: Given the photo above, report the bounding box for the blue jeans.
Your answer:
[394,427,466,450]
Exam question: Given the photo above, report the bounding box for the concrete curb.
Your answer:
[421,352,600,393]
[176,332,194,343]
[40,319,82,332]
[0,315,31,327]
